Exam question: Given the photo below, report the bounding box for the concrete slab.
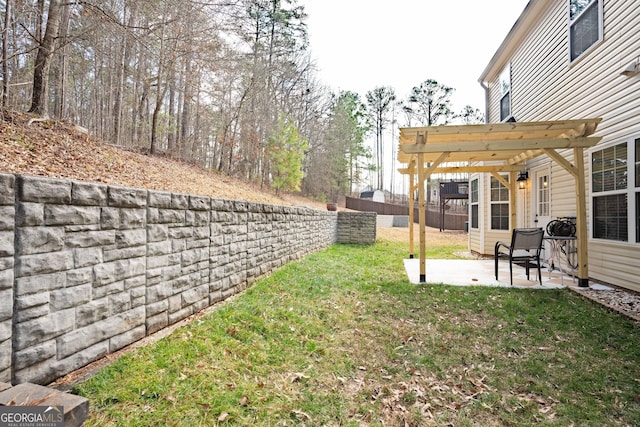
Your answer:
[404,258,570,289]
[0,383,89,427]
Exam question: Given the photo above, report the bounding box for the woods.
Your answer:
[1,0,483,200]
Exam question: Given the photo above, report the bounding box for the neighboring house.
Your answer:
[360,189,385,203]
[475,0,640,291]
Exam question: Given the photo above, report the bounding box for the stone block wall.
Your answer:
[337,212,377,244]
[0,175,15,382]
[1,173,357,385]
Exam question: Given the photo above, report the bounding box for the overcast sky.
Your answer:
[303,0,531,117]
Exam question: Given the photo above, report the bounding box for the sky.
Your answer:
[301,0,532,193]
[303,0,531,116]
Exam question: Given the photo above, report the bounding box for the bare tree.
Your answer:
[366,86,395,190]
[29,0,62,116]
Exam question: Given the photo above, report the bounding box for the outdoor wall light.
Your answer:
[517,170,528,190]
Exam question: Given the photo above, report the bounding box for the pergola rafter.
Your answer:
[397,118,602,287]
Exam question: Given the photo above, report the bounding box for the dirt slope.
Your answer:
[0,110,325,210]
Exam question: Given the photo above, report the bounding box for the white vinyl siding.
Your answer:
[481,0,640,291]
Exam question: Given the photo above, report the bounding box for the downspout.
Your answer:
[479,80,490,124]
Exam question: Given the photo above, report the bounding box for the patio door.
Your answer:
[532,167,551,233]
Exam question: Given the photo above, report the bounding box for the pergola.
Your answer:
[397,119,602,287]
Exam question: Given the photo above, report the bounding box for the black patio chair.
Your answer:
[494,227,544,286]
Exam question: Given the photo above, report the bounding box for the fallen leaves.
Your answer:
[0,110,327,209]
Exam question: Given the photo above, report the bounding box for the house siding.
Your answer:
[480,0,640,291]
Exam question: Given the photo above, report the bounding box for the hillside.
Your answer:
[0,110,326,210]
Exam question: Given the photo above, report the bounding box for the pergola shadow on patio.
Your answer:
[397,119,602,288]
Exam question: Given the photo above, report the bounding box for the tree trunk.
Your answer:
[29,0,62,116]
[2,0,10,109]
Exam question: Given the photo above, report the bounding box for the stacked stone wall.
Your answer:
[0,175,15,382]
[337,212,377,244]
[1,173,358,385]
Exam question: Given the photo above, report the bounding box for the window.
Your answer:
[591,140,640,242]
[490,175,509,230]
[499,65,511,121]
[537,175,550,217]
[470,178,479,229]
[569,0,602,62]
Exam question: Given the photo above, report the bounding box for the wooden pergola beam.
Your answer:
[400,137,601,155]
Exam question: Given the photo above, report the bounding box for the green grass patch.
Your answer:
[75,238,640,426]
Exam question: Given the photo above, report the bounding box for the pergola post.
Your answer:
[509,170,517,229]
[574,147,589,287]
[408,167,415,259]
[417,153,426,282]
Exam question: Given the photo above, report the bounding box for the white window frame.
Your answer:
[569,0,603,63]
[498,64,512,122]
[590,138,640,244]
[490,175,510,231]
[470,178,479,229]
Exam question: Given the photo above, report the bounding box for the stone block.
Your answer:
[13,340,56,370]
[103,246,146,262]
[116,229,146,248]
[16,227,65,255]
[189,195,210,211]
[15,202,44,226]
[146,300,169,317]
[148,191,172,208]
[107,186,147,208]
[14,291,49,310]
[18,175,72,204]
[0,231,14,258]
[0,174,15,205]
[16,251,74,277]
[51,284,91,310]
[114,258,145,281]
[65,229,115,248]
[158,209,184,224]
[66,267,92,287]
[168,306,192,324]
[109,325,145,352]
[147,224,169,242]
[74,247,103,268]
[76,299,109,328]
[0,289,11,320]
[71,181,108,206]
[100,207,120,229]
[109,292,131,314]
[56,307,144,358]
[14,308,75,350]
[171,193,188,209]
[119,208,146,229]
[0,382,89,427]
[147,282,173,303]
[146,312,168,334]
[0,206,14,231]
[147,240,171,257]
[92,280,125,299]
[0,321,10,342]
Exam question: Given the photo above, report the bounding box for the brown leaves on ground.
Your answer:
[0,110,325,209]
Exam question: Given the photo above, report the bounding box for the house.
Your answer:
[474,0,640,291]
[360,189,385,203]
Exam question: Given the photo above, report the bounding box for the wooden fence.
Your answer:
[345,197,468,231]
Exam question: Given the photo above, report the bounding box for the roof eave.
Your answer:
[478,0,553,84]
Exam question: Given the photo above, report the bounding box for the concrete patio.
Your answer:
[404,258,576,289]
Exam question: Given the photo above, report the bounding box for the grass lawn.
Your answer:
[75,235,640,426]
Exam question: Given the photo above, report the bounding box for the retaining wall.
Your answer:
[0,173,359,385]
